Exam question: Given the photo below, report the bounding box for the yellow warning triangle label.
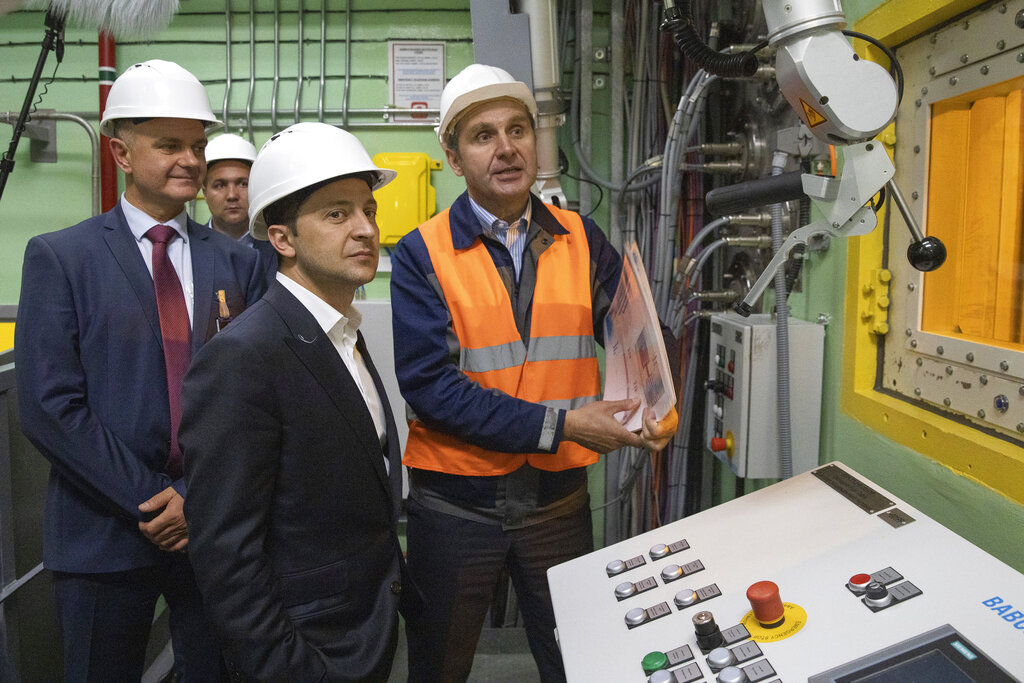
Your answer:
[800,99,827,128]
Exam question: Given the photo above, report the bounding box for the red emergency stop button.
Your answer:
[747,580,785,627]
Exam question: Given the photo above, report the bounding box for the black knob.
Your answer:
[907,236,946,272]
[864,582,888,600]
[733,301,753,317]
[693,610,724,653]
[704,380,726,394]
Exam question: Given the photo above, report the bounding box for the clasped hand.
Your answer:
[138,486,188,552]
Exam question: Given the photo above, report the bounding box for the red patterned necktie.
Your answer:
[145,225,191,479]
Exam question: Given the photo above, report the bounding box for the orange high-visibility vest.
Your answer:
[403,203,602,476]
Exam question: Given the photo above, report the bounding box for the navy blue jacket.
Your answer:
[15,204,266,573]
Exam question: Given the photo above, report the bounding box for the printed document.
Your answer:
[603,241,676,431]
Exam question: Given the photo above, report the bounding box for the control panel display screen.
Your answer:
[848,651,972,683]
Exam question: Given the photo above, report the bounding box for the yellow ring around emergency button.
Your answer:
[740,602,808,642]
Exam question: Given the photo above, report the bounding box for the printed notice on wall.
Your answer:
[603,241,676,432]
[388,41,445,123]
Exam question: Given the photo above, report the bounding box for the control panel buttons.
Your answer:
[625,601,672,629]
[625,607,647,627]
[746,580,784,627]
[847,573,871,593]
[649,670,674,683]
[615,581,636,599]
[717,665,748,683]
[606,559,625,576]
[863,581,892,608]
[707,646,737,671]
[641,650,669,675]
[693,610,725,653]
[650,543,670,559]
[662,563,684,582]
[606,554,647,577]
[674,588,698,608]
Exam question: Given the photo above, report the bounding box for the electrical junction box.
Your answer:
[706,312,824,478]
[372,152,442,247]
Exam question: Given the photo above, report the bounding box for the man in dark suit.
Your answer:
[180,122,410,681]
[15,60,266,680]
[201,133,278,283]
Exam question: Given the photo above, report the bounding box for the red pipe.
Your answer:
[98,32,117,212]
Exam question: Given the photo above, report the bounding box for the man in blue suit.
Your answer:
[15,59,266,681]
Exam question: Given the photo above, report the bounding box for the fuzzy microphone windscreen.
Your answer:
[22,0,180,39]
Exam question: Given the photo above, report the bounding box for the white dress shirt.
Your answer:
[121,194,195,325]
[276,272,389,473]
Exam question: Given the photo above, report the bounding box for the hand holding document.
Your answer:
[602,242,677,432]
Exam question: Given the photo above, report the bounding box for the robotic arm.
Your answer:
[663,0,946,316]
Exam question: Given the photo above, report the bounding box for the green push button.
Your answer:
[641,650,668,675]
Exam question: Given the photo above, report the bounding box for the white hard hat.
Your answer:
[205,133,258,165]
[100,59,221,137]
[247,122,397,240]
[436,64,538,145]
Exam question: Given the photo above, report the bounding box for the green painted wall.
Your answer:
[0,0,613,303]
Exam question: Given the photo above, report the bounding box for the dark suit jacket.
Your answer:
[180,281,408,682]
[15,204,267,573]
[240,231,279,285]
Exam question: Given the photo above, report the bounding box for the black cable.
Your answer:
[842,29,904,106]
[563,169,605,216]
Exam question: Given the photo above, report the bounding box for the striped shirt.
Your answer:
[468,197,532,282]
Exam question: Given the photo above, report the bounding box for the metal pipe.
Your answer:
[97,31,117,212]
[246,0,256,141]
[343,0,352,127]
[295,0,304,124]
[697,142,745,156]
[0,110,101,216]
[318,0,326,123]
[520,0,564,206]
[222,0,232,127]
[48,107,439,120]
[579,0,593,213]
[610,0,624,246]
[271,0,280,130]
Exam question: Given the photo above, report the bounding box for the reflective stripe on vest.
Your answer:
[404,203,602,476]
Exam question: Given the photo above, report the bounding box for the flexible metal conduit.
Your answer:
[246,0,257,141]
[0,111,100,216]
[770,150,793,479]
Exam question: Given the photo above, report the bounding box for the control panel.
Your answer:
[706,313,823,478]
[548,462,1024,682]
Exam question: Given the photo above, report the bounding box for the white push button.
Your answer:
[717,665,747,683]
[707,646,736,671]
[661,564,683,581]
[625,607,647,626]
[674,588,698,607]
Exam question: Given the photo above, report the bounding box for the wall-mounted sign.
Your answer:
[388,41,445,123]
